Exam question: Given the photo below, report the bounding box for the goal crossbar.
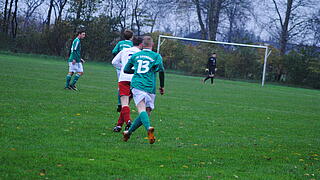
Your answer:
[157,35,269,86]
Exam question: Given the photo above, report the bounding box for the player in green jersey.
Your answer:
[112,29,134,112]
[112,29,134,56]
[122,36,165,144]
[65,30,86,91]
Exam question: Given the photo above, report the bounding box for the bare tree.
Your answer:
[193,0,207,39]
[23,0,44,29]
[208,0,225,40]
[306,9,320,46]
[266,0,315,55]
[191,0,227,40]
[11,0,18,38]
[223,0,252,42]
[46,0,54,28]
[53,0,67,22]
[5,0,14,34]
[2,0,9,32]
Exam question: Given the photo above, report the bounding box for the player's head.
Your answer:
[212,52,216,57]
[77,30,86,39]
[123,29,133,40]
[142,36,154,48]
[132,36,143,49]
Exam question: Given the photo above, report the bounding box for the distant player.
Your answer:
[203,52,217,84]
[111,36,143,132]
[65,29,86,90]
[112,29,134,112]
[122,36,165,144]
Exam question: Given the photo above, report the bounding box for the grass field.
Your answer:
[0,52,319,180]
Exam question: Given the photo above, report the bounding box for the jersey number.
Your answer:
[137,60,150,73]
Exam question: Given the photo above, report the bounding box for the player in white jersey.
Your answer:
[111,36,143,132]
[112,29,134,112]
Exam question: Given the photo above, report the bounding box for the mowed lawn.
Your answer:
[0,52,319,180]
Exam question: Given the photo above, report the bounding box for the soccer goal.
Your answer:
[157,35,271,86]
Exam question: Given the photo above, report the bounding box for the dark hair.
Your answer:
[143,36,153,47]
[77,30,85,35]
[76,25,86,35]
[132,36,143,46]
[123,29,133,40]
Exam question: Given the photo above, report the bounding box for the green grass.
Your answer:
[0,53,319,180]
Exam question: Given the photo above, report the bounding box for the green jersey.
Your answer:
[124,49,165,94]
[68,37,81,62]
[112,40,133,55]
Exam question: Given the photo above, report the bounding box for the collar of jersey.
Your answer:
[142,49,152,51]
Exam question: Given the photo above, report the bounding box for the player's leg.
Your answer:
[117,91,122,112]
[65,72,74,89]
[113,113,124,132]
[127,107,151,135]
[65,62,75,89]
[116,69,121,112]
[203,76,210,83]
[70,63,83,90]
[123,88,147,142]
[211,68,216,84]
[120,81,132,130]
[143,93,156,144]
[114,81,132,132]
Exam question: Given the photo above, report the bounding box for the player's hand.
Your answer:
[72,59,76,65]
[159,87,164,95]
[81,59,85,63]
[215,68,218,71]
[205,68,209,72]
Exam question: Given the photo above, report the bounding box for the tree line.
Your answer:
[0,0,319,88]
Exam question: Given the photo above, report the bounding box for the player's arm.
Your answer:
[111,51,122,69]
[159,71,165,95]
[157,55,165,95]
[112,43,120,56]
[123,57,134,74]
[72,40,81,62]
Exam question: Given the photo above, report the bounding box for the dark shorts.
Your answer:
[208,66,216,75]
[118,81,131,96]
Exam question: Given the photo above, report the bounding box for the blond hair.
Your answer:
[143,36,153,47]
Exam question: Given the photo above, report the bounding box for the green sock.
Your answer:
[117,90,121,105]
[140,111,150,131]
[71,74,81,86]
[65,74,72,88]
[128,116,142,134]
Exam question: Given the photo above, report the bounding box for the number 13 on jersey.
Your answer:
[137,60,150,73]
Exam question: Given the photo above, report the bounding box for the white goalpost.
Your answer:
[157,35,271,86]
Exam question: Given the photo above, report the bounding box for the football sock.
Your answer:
[140,111,151,131]
[128,116,142,134]
[117,111,124,126]
[121,106,131,124]
[211,77,214,84]
[71,74,81,86]
[117,90,121,105]
[65,74,72,87]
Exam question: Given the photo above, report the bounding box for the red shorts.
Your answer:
[118,81,131,96]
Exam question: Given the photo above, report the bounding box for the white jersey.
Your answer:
[112,46,141,82]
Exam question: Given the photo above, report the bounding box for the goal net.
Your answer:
[156,35,270,86]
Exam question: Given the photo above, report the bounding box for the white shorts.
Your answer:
[132,88,156,110]
[68,62,83,73]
